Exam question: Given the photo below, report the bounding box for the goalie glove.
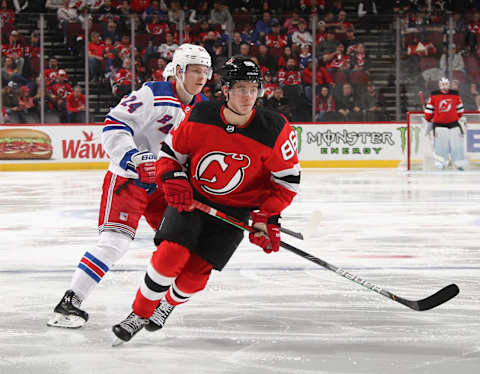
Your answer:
[249,211,281,254]
[126,149,157,184]
[423,119,433,136]
[162,171,193,212]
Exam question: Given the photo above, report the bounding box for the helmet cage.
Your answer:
[439,77,450,91]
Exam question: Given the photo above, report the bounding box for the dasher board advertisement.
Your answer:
[1,122,411,171]
[292,122,406,168]
[0,123,109,171]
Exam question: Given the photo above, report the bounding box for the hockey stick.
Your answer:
[193,200,459,311]
[192,200,303,240]
[419,90,424,109]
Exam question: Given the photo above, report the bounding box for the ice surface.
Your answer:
[0,169,479,374]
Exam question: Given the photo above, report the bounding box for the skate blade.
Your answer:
[112,337,125,347]
[46,313,86,329]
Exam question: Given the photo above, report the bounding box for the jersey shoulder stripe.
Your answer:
[144,81,175,98]
[103,115,134,135]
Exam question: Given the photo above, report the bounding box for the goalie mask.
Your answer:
[439,77,450,92]
[218,57,265,98]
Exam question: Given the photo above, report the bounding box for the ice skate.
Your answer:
[145,300,175,332]
[47,290,89,329]
[112,312,149,345]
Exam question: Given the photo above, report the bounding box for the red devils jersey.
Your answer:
[425,90,464,123]
[160,101,301,214]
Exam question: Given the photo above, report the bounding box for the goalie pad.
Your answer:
[423,118,433,136]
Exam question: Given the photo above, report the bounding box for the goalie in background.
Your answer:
[424,77,466,170]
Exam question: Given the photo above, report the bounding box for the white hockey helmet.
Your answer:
[162,62,175,81]
[172,43,212,80]
[439,77,450,90]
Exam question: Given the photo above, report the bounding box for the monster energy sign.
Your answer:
[292,123,410,162]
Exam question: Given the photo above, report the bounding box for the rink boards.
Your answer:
[1,121,480,170]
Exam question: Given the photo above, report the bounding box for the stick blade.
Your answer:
[398,284,459,311]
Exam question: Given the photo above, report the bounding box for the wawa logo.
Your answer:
[195,152,250,195]
[62,131,107,159]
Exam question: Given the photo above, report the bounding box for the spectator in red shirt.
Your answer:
[145,13,170,38]
[0,0,15,38]
[88,31,105,82]
[44,58,69,87]
[17,85,38,123]
[277,45,295,69]
[262,70,279,100]
[66,85,86,123]
[302,59,335,100]
[466,12,480,52]
[316,20,328,44]
[277,57,303,105]
[315,85,339,122]
[350,42,370,72]
[282,9,303,36]
[325,43,351,73]
[151,57,167,81]
[265,19,287,49]
[48,69,73,121]
[2,30,25,75]
[334,9,354,36]
[111,57,140,100]
[114,34,135,60]
[130,0,151,14]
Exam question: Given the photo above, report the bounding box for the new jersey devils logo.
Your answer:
[439,99,452,112]
[195,152,251,195]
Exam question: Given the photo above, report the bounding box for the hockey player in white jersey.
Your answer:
[47,44,212,328]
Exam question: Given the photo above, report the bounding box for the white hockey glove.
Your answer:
[423,119,433,136]
[128,150,157,184]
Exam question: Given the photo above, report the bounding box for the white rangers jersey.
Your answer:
[102,81,207,178]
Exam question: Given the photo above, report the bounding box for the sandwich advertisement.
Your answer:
[0,123,109,170]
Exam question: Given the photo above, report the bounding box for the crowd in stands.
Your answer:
[4,1,480,123]
[397,0,480,111]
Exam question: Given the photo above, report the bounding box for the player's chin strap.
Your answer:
[225,102,244,116]
[225,92,245,116]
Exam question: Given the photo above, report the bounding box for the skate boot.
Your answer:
[145,300,175,332]
[47,290,89,328]
[112,312,149,344]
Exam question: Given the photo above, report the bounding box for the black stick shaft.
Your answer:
[194,201,459,311]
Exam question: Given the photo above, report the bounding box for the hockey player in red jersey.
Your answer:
[424,77,466,170]
[47,44,211,329]
[112,57,301,343]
